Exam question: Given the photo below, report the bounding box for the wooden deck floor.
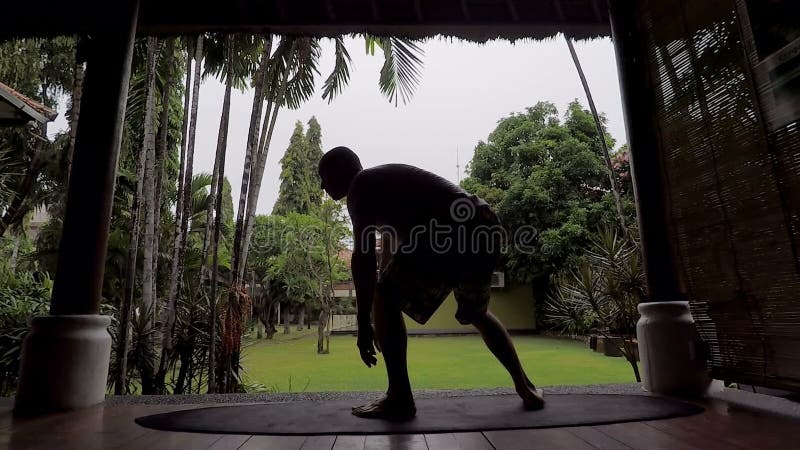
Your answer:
[1,398,799,449]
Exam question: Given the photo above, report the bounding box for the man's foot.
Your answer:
[518,384,545,410]
[352,396,417,421]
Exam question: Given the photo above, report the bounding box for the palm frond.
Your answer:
[321,37,352,103]
[365,35,424,106]
[283,38,321,109]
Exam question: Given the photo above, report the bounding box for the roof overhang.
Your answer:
[0,82,57,126]
[1,0,611,42]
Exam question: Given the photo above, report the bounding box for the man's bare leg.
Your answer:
[352,292,416,420]
[472,310,545,409]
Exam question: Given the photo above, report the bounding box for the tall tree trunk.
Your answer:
[263,301,276,339]
[162,38,193,362]
[564,36,628,235]
[317,307,329,354]
[231,36,272,281]
[318,282,331,354]
[152,39,173,304]
[296,305,305,331]
[224,36,271,380]
[319,205,337,354]
[282,305,291,334]
[239,46,294,269]
[65,36,84,189]
[158,36,204,394]
[173,343,193,394]
[9,233,21,272]
[139,36,160,395]
[208,36,234,394]
[153,38,175,393]
[200,107,224,278]
[114,77,152,395]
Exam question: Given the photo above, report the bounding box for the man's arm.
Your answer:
[350,214,378,367]
[351,219,376,327]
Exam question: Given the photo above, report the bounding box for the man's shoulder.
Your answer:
[361,163,430,177]
[359,163,461,188]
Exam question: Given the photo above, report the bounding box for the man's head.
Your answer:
[318,146,363,200]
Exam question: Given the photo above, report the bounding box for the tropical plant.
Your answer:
[0,37,75,238]
[545,227,644,381]
[163,35,205,376]
[221,37,423,391]
[0,266,51,396]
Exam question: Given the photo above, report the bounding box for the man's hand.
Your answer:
[357,324,378,367]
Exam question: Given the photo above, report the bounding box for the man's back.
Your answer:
[348,163,485,237]
[348,163,498,279]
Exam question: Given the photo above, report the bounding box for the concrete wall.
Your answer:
[405,283,535,333]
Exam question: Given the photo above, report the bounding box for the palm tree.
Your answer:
[114,37,160,394]
[200,34,260,277]
[162,34,205,375]
[230,35,272,283]
[151,38,177,311]
[201,33,261,392]
[236,35,423,281]
[138,36,161,394]
[214,35,424,393]
[159,34,203,392]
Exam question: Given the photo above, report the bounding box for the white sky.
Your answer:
[51,35,627,215]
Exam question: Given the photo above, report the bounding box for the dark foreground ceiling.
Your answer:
[1,0,610,42]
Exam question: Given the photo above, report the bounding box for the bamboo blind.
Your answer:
[637,0,800,390]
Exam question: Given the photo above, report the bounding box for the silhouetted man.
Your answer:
[318,146,544,421]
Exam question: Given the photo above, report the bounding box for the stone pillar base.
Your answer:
[14,315,112,417]
[637,301,711,398]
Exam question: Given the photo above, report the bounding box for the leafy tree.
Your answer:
[273,122,311,216]
[564,36,628,233]
[0,37,75,238]
[305,116,324,206]
[315,198,350,353]
[272,117,324,217]
[461,101,635,319]
[0,265,51,396]
[264,209,348,337]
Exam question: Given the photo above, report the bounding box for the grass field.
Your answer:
[239,330,637,393]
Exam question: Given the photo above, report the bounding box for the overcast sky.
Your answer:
[52,35,626,215]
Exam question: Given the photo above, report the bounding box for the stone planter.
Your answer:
[595,336,624,357]
[636,301,711,397]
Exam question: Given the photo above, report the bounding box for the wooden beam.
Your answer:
[324,0,336,22]
[49,0,139,315]
[460,0,472,21]
[370,0,381,22]
[608,0,686,301]
[590,0,603,23]
[553,0,566,22]
[413,0,424,22]
[505,0,520,22]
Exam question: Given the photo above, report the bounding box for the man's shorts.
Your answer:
[376,254,493,325]
[375,203,501,325]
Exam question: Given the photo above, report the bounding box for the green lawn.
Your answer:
[240,331,637,393]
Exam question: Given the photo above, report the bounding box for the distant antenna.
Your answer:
[456,148,461,184]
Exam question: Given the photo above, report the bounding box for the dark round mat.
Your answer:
[135,394,703,436]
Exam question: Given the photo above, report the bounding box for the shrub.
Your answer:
[0,265,51,396]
